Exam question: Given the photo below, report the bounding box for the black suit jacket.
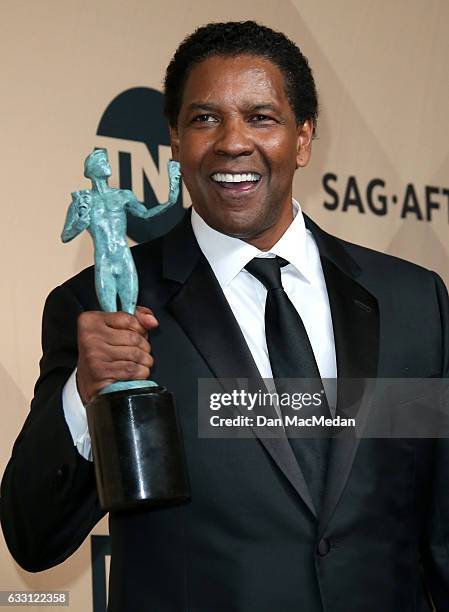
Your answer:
[2,212,449,611]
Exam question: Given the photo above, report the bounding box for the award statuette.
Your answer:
[61,148,190,511]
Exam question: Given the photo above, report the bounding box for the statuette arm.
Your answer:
[126,160,181,220]
[61,190,91,243]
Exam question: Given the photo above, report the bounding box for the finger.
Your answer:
[102,329,151,351]
[106,361,151,381]
[98,345,153,368]
[78,311,147,337]
[103,311,147,335]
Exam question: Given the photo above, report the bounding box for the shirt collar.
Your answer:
[191,199,312,289]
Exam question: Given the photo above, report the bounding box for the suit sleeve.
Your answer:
[421,272,449,610]
[0,283,104,572]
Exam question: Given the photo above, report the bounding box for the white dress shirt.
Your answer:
[62,200,337,460]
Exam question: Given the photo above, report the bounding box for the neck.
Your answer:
[91,177,109,194]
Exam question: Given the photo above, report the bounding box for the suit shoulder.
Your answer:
[336,234,437,282]
[333,236,449,339]
[306,214,439,284]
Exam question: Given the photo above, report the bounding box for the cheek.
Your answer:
[260,136,298,169]
[178,133,210,166]
[178,171,199,200]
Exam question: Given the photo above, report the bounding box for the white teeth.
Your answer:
[211,172,261,183]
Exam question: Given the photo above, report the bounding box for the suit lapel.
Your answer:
[162,214,317,518]
[304,216,380,535]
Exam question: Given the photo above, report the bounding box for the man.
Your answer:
[2,21,449,612]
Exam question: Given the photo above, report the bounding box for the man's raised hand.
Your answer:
[76,306,159,405]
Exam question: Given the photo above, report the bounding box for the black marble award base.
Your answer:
[86,386,190,512]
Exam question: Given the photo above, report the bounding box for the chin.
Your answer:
[215,218,271,241]
[195,200,274,239]
[229,212,276,238]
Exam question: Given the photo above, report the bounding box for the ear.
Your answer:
[170,126,180,161]
[296,118,313,169]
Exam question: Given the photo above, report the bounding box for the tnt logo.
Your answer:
[95,87,189,243]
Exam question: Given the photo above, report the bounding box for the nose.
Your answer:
[213,118,254,158]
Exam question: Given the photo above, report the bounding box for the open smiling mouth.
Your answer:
[210,172,262,193]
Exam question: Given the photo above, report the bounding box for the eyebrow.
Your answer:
[186,103,219,113]
[186,102,280,113]
[249,103,279,113]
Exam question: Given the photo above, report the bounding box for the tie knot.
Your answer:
[245,256,288,290]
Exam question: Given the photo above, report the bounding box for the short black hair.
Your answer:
[163,21,318,134]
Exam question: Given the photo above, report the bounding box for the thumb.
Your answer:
[135,305,159,330]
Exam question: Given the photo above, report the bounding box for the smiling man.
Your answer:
[169,52,312,249]
[2,21,449,612]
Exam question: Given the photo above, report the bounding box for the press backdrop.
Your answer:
[1,1,448,610]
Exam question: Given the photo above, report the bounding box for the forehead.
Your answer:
[181,54,289,107]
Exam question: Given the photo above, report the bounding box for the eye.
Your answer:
[250,114,276,123]
[191,114,218,123]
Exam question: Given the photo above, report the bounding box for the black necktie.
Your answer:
[245,256,330,512]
